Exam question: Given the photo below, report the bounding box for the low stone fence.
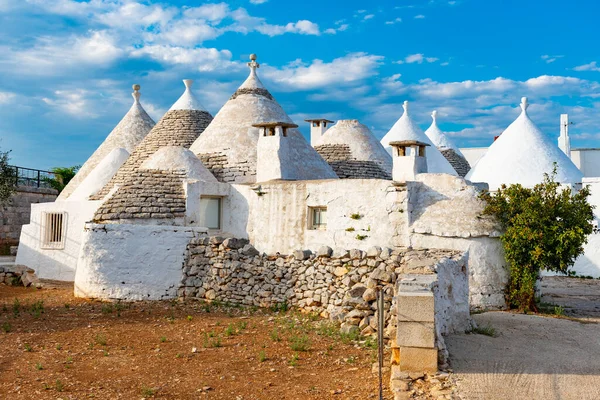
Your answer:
[179,236,466,340]
[0,265,39,287]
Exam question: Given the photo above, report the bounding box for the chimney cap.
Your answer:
[304,118,334,123]
[389,140,430,147]
[252,121,298,129]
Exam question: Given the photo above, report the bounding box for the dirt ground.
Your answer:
[447,276,600,400]
[0,282,391,400]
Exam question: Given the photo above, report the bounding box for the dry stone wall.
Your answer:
[0,187,57,253]
[179,236,463,338]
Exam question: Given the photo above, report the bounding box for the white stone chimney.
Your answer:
[305,118,334,146]
[389,140,429,182]
[558,114,571,158]
[254,122,298,182]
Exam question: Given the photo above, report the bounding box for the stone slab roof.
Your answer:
[90,109,212,200]
[441,149,471,177]
[315,144,392,180]
[93,170,187,222]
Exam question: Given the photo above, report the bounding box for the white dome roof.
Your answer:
[465,97,583,190]
[314,119,392,171]
[58,85,155,200]
[380,101,457,175]
[424,110,464,157]
[141,146,217,182]
[169,79,207,111]
[189,54,336,183]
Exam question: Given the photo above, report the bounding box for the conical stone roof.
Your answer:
[314,119,392,179]
[189,54,337,183]
[90,80,213,200]
[94,147,216,223]
[425,111,471,177]
[381,101,457,176]
[466,97,583,191]
[58,85,155,200]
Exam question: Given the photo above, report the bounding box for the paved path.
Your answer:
[447,277,600,400]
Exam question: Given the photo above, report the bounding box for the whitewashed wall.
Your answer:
[74,223,207,300]
[16,201,102,281]
[226,179,407,255]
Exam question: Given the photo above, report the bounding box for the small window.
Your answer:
[199,197,222,229]
[41,212,67,249]
[309,206,327,230]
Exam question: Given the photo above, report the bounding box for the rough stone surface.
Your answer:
[93,170,187,222]
[315,144,392,180]
[91,109,212,200]
[179,235,463,338]
[441,148,471,177]
[0,187,58,251]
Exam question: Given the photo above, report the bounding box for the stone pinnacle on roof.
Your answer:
[57,83,156,200]
[381,100,457,176]
[189,53,336,183]
[169,79,207,111]
[424,109,471,177]
[465,97,583,190]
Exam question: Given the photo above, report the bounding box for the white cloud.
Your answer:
[396,54,440,64]
[414,14,425,19]
[9,30,123,75]
[42,89,98,118]
[385,17,402,25]
[0,91,16,104]
[363,14,375,20]
[541,54,563,64]
[130,46,234,72]
[250,0,269,3]
[264,52,384,91]
[184,3,230,22]
[574,61,600,72]
[256,19,321,36]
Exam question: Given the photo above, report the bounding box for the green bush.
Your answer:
[481,165,594,312]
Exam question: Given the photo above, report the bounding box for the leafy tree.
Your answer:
[44,166,80,193]
[480,165,594,312]
[0,148,16,204]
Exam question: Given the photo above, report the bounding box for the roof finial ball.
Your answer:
[132,84,141,103]
[248,53,260,74]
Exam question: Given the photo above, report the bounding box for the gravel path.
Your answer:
[447,277,600,400]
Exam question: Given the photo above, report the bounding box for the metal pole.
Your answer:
[377,286,385,400]
[37,170,40,188]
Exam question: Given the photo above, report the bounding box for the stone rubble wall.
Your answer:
[93,170,187,222]
[0,264,39,287]
[91,109,212,200]
[179,236,463,338]
[198,152,256,183]
[0,187,58,253]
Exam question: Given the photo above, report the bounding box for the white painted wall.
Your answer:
[68,148,129,201]
[74,223,207,300]
[571,149,600,178]
[459,147,488,168]
[226,179,406,255]
[16,200,102,281]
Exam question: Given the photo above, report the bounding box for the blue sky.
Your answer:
[1,0,600,170]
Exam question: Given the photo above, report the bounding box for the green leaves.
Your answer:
[481,163,594,311]
[0,148,16,204]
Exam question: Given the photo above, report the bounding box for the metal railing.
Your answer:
[9,165,55,188]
